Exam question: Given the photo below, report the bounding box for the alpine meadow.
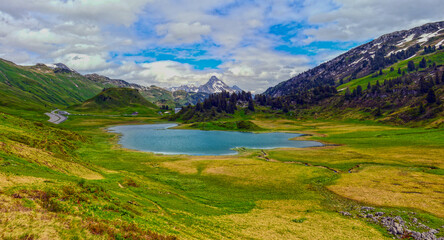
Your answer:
[0,1,444,240]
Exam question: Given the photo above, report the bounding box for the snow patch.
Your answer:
[397,34,415,46]
[405,54,416,60]
[393,47,408,54]
[435,39,444,47]
[416,30,440,44]
[45,64,57,69]
[350,57,364,65]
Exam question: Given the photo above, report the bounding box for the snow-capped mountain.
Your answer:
[169,84,199,93]
[198,76,235,94]
[169,76,243,94]
[265,21,444,97]
[231,85,243,93]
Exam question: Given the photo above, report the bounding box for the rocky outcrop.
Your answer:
[349,207,444,240]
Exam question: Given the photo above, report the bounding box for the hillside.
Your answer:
[265,21,444,97]
[0,57,203,117]
[85,74,175,105]
[0,59,105,115]
[70,88,158,114]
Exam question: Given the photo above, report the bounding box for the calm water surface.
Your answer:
[108,123,323,156]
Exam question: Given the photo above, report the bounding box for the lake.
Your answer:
[108,123,323,156]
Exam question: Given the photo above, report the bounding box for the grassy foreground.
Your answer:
[0,112,443,239]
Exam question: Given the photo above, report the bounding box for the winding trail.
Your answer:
[45,109,67,124]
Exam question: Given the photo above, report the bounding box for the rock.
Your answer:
[429,229,439,234]
[418,223,431,230]
[394,216,405,225]
[388,222,404,235]
[340,211,352,216]
[361,206,375,211]
[366,214,374,218]
[375,212,385,216]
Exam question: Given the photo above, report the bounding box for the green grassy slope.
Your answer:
[70,88,158,114]
[338,50,444,91]
[0,59,105,112]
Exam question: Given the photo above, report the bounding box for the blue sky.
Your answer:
[0,0,443,92]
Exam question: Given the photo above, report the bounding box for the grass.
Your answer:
[328,166,444,217]
[338,50,444,91]
[0,110,443,239]
[0,59,105,112]
[69,88,158,115]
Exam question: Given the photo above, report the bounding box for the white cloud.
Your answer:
[156,22,211,44]
[98,60,221,88]
[56,53,112,72]
[0,0,442,93]
[305,0,444,42]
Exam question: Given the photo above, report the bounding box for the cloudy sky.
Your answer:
[0,0,443,93]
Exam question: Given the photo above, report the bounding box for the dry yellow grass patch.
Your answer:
[214,200,388,240]
[329,166,444,217]
[162,157,327,188]
[0,173,46,190]
[374,146,444,168]
[0,195,96,240]
[269,144,444,169]
[0,141,103,180]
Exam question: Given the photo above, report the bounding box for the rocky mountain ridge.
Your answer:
[265,21,444,97]
[169,76,242,94]
[169,84,199,93]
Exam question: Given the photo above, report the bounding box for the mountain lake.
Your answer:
[108,123,323,156]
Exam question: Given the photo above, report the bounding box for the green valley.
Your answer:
[1,19,443,240]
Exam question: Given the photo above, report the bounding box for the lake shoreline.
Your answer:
[108,123,324,156]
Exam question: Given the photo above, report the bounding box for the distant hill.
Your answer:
[0,57,204,117]
[169,84,199,93]
[265,21,444,97]
[70,88,158,114]
[85,73,208,108]
[0,59,105,115]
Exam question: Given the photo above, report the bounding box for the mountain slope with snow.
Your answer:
[169,76,243,94]
[265,21,444,97]
[198,76,235,94]
[169,84,199,93]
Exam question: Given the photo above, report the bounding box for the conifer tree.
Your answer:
[426,89,437,104]
[419,57,427,68]
[407,61,415,71]
[248,99,255,111]
[356,85,363,96]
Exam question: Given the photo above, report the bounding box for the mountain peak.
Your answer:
[45,63,77,74]
[208,76,220,82]
[168,76,243,94]
[198,76,234,94]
